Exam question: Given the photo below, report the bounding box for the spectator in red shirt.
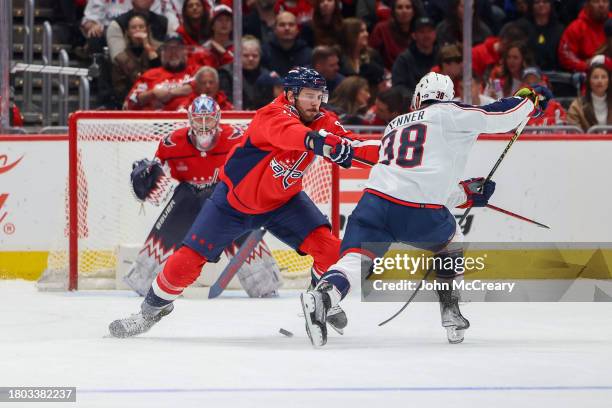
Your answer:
[176,0,211,46]
[471,23,528,78]
[520,67,567,126]
[300,0,344,48]
[558,0,612,72]
[370,0,425,69]
[190,66,235,110]
[201,5,235,68]
[364,87,407,125]
[124,35,198,110]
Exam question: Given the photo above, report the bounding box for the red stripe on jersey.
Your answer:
[365,188,444,209]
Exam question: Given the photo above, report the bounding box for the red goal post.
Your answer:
[65,111,340,290]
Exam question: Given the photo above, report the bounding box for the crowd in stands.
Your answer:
[41,0,612,130]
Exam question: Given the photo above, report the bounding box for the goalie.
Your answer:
[126,94,282,298]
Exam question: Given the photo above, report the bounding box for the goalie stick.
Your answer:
[208,228,267,298]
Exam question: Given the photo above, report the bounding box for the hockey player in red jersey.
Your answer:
[125,95,281,298]
[109,67,357,338]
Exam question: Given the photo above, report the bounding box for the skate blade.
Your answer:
[300,293,326,348]
[446,327,465,344]
[328,324,344,335]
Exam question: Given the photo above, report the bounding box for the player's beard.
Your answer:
[296,104,319,123]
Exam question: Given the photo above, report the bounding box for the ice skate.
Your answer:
[109,302,174,338]
[327,305,347,335]
[437,285,470,344]
[300,283,332,347]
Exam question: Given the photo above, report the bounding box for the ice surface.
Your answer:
[1,280,611,408]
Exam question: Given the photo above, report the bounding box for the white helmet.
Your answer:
[411,72,455,110]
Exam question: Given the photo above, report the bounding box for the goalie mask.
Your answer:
[411,72,455,110]
[188,95,221,152]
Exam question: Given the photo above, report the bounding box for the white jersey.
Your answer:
[365,97,534,207]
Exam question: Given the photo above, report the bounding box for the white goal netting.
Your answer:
[40,111,338,291]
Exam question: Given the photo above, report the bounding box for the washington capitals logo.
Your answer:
[270,153,308,190]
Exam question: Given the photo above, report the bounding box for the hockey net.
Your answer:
[42,111,339,291]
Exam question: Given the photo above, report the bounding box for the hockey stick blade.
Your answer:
[486,204,550,229]
[208,228,266,299]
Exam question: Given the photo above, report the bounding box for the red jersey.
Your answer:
[124,65,199,111]
[219,94,353,214]
[155,123,245,187]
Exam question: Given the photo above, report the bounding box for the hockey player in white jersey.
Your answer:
[301,72,545,347]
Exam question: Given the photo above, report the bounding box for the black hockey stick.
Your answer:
[208,228,266,298]
[378,267,434,326]
[457,115,531,227]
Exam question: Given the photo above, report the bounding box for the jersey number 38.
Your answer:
[380,124,427,168]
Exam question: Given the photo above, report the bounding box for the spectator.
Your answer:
[107,0,173,62]
[243,0,277,45]
[339,18,385,81]
[392,16,438,97]
[176,0,210,46]
[558,0,612,73]
[472,22,528,77]
[436,0,492,46]
[241,36,269,110]
[80,0,132,54]
[510,0,564,70]
[520,68,568,126]
[370,0,425,69]
[274,0,314,25]
[187,66,235,110]
[202,5,234,68]
[328,76,372,124]
[356,0,391,31]
[112,13,161,105]
[592,19,612,71]
[470,72,496,105]
[312,46,345,94]
[489,42,534,97]
[261,12,312,76]
[365,87,408,125]
[254,71,284,108]
[301,0,344,48]
[433,43,463,98]
[568,64,612,131]
[158,0,183,33]
[123,36,197,110]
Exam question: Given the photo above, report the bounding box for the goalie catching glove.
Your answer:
[457,178,496,209]
[130,159,170,205]
[305,129,354,168]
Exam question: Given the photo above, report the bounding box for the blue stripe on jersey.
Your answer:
[223,137,270,187]
[444,97,525,114]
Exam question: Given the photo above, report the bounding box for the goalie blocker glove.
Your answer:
[131,158,166,202]
[305,129,354,168]
[457,178,496,208]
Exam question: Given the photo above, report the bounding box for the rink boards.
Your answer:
[1,131,612,281]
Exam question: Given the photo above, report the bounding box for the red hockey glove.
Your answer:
[457,177,496,208]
